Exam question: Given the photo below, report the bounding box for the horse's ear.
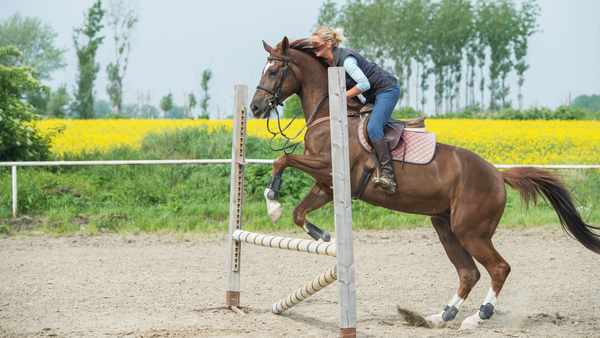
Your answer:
[262,40,272,53]
[280,36,289,53]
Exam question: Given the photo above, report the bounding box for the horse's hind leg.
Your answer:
[448,215,510,330]
[458,238,511,330]
[426,216,481,325]
[293,182,333,242]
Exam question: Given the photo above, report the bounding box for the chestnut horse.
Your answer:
[250,37,600,329]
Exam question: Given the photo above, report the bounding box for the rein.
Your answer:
[256,51,328,155]
[264,94,329,154]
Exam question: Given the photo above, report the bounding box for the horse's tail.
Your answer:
[502,166,600,254]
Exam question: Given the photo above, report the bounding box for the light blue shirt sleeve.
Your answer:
[343,56,371,92]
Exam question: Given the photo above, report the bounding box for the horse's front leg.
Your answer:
[293,182,333,241]
[264,153,331,224]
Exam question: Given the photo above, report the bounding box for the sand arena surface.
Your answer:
[1,228,599,337]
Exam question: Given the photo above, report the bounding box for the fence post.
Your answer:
[328,67,357,337]
[12,166,17,218]
[226,85,248,310]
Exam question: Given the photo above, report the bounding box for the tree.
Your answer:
[0,46,63,161]
[188,92,197,118]
[282,94,303,118]
[0,13,67,80]
[513,0,540,109]
[93,99,111,118]
[45,84,71,118]
[315,0,340,28]
[106,0,139,115]
[572,94,600,113]
[428,0,473,114]
[314,0,536,115]
[477,0,517,111]
[160,93,173,119]
[465,42,477,109]
[199,69,212,119]
[72,0,105,119]
[410,0,433,113]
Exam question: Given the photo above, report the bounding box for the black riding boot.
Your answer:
[372,138,396,194]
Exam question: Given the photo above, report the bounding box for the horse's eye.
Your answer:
[269,70,278,77]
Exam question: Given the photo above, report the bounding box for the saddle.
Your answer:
[360,114,427,150]
[352,105,433,199]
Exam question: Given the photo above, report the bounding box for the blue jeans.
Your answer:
[367,82,401,142]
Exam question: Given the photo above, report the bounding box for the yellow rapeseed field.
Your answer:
[38,118,600,165]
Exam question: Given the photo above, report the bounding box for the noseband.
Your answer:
[256,50,300,108]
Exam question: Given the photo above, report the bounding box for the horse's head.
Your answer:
[250,37,301,119]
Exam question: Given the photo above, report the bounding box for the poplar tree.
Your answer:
[160,93,173,119]
[315,0,540,114]
[514,0,540,109]
[188,92,197,118]
[72,0,105,119]
[199,69,212,119]
[106,0,139,115]
[477,0,516,111]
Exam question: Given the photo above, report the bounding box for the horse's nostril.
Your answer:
[251,104,259,113]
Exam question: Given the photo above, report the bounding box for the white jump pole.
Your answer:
[328,67,357,337]
[271,266,338,314]
[232,230,336,256]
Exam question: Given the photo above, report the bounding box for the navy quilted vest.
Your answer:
[332,47,398,102]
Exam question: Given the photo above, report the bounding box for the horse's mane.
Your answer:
[272,38,364,108]
[272,38,330,69]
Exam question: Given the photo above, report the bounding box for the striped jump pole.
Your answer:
[232,230,336,257]
[271,266,337,314]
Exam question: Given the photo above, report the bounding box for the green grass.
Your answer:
[1,126,599,236]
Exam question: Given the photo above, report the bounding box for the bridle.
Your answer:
[256,50,328,154]
[256,50,300,109]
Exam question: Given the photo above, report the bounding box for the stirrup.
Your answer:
[372,167,396,194]
[372,166,381,188]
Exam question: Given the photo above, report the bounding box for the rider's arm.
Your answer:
[343,56,370,98]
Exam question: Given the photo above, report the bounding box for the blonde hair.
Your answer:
[312,26,346,47]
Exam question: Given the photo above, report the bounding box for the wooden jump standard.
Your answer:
[197,70,357,337]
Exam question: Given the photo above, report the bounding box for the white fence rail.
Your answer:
[2,161,599,218]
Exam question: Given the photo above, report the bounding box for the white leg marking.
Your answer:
[264,188,282,223]
[262,61,275,76]
[483,287,497,306]
[460,287,497,330]
[460,312,484,330]
[425,312,446,326]
[425,293,465,325]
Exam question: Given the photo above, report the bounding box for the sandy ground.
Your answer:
[1,227,599,338]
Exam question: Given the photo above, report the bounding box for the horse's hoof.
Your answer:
[304,221,331,242]
[264,188,282,223]
[459,313,483,330]
[425,312,445,325]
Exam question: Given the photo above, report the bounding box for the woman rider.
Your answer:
[312,26,401,194]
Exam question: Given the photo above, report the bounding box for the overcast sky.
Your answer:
[1,0,599,117]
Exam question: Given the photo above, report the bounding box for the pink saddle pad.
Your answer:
[359,118,437,165]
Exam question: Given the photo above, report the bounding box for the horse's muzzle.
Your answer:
[250,102,270,119]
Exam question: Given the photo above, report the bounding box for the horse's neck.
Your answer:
[292,52,362,122]
[292,53,330,121]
